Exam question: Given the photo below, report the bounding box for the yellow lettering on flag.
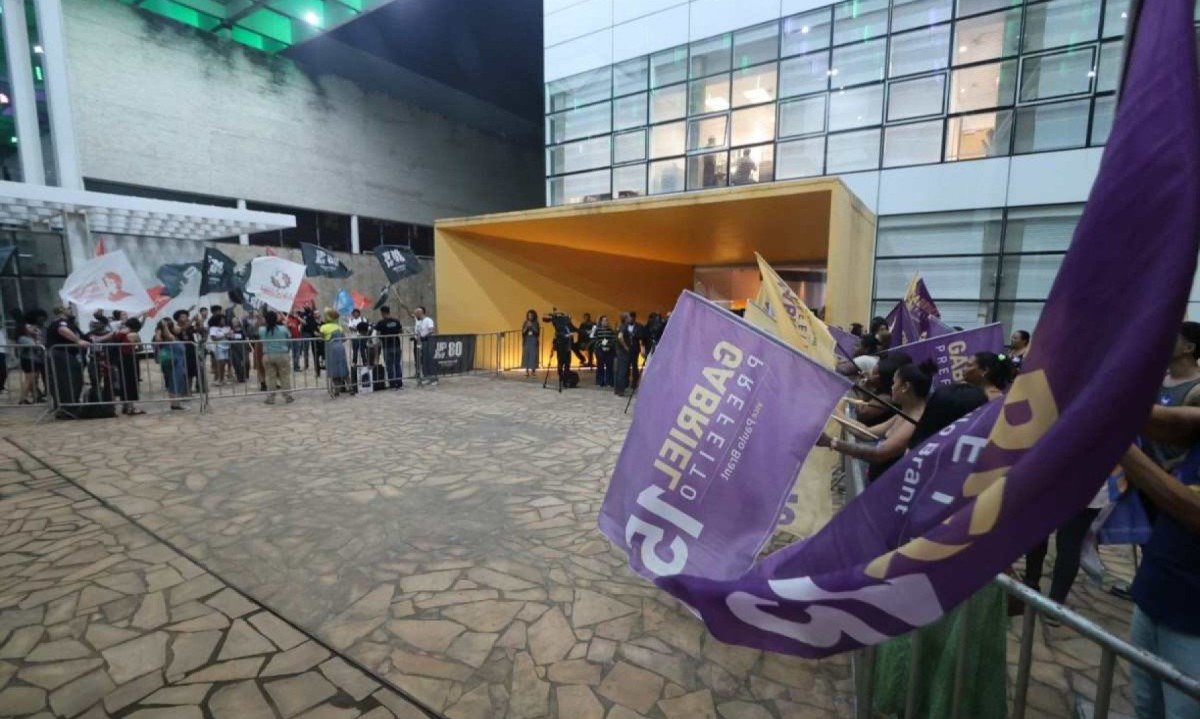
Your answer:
[753,253,837,369]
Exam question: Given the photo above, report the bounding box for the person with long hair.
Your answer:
[15,315,45,405]
[854,351,913,426]
[521,309,540,377]
[259,310,294,405]
[963,351,1015,400]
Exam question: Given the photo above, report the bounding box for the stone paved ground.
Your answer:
[0,374,1145,718]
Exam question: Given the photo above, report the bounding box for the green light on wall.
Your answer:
[10,137,17,144]
[33,66,41,82]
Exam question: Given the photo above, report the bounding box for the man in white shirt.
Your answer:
[413,306,437,386]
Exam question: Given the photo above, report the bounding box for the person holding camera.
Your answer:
[542,309,577,384]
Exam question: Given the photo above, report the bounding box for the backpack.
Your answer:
[563,370,580,389]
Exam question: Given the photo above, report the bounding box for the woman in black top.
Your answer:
[592,315,617,388]
[521,309,540,377]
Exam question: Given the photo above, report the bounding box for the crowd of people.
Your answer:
[520,309,667,396]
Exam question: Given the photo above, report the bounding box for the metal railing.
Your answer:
[841,438,1200,719]
[0,342,47,408]
[41,340,207,419]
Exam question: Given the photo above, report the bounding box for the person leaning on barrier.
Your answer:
[44,307,89,415]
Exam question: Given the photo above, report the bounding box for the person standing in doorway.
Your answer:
[413,306,437,386]
[375,306,405,389]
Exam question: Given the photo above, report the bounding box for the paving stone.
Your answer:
[441,600,524,633]
[265,671,339,717]
[127,708,204,719]
[497,621,527,649]
[445,632,499,668]
[607,706,649,719]
[205,588,259,619]
[510,652,550,719]
[387,619,465,653]
[296,706,362,719]
[210,679,275,719]
[572,590,639,628]
[48,668,116,717]
[218,618,276,660]
[166,630,222,679]
[716,700,775,719]
[142,683,212,705]
[557,685,604,719]
[374,685,435,717]
[444,683,492,719]
[388,647,472,681]
[398,570,460,594]
[0,685,47,714]
[132,591,169,630]
[318,657,379,701]
[248,611,308,651]
[262,640,332,677]
[78,585,125,612]
[102,670,164,713]
[102,631,169,684]
[528,607,575,665]
[0,625,44,658]
[619,642,693,686]
[165,611,229,632]
[18,657,104,690]
[180,657,264,684]
[548,658,603,685]
[26,637,91,662]
[598,662,664,714]
[660,689,717,719]
[466,567,537,592]
[44,593,79,625]
[167,575,223,607]
[0,607,44,631]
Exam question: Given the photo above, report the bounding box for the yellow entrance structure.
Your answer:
[435,178,875,356]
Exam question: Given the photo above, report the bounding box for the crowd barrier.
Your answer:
[40,341,208,419]
[0,342,48,408]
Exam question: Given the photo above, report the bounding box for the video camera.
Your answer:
[542,308,575,338]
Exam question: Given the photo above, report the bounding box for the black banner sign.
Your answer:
[427,334,476,375]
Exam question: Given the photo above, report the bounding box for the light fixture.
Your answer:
[303,11,320,25]
[800,25,810,34]
[32,45,42,54]
[705,95,729,111]
[744,88,772,103]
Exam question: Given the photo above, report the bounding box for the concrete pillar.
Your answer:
[237,199,249,245]
[32,0,82,189]
[2,0,45,184]
[62,210,89,273]
[350,214,360,254]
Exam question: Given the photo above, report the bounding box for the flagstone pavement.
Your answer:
[0,374,1143,718]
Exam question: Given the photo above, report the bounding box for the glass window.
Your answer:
[649,158,686,194]
[614,93,648,130]
[689,75,731,115]
[687,151,730,189]
[826,128,882,172]
[1005,205,1082,252]
[995,302,1044,335]
[546,67,611,113]
[614,164,647,198]
[650,121,687,158]
[887,74,946,120]
[1091,94,1115,145]
[780,95,828,137]
[892,0,953,32]
[548,169,611,205]
[875,256,999,299]
[889,25,951,77]
[691,34,733,78]
[614,129,647,164]
[949,60,1018,112]
[730,144,776,184]
[731,105,778,145]
[1020,48,1095,102]
[687,116,730,151]
[615,57,649,96]
[1096,41,1123,93]
[782,9,833,56]
[735,22,779,68]
[998,254,1065,300]
[833,0,889,45]
[945,110,1013,159]
[777,137,827,178]
[884,120,944,166]
[955,0,1020,17]
[1013,98,1090,153]
[547,102,611,144]
[1022,0,1101,53]
[780,53,831,97]
[732,65,778,107]
[829,84,884,131]
[651,46,689,88]
[876,209,1004,256]
[831,38,887,86]
[651,84,687,123]
[547,136,611,175]
[953,9,1021,65]
[1102,0,1130,36]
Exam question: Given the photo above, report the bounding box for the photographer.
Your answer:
[542,309,577,384]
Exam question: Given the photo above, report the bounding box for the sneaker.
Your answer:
[284,395,295,404]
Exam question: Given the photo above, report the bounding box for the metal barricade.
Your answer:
[0,342,47,408]
[202,336,359,402]
[41,340,206,419]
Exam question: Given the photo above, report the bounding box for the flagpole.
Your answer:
[829,332,921,425]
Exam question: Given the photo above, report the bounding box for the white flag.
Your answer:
[245,256,306,313]
[58,249,153,315]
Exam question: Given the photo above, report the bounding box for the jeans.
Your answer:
[1131,607,1200,719]
[292,341,304,370]
[1024,507,1100,603]
[596,348,614,386]
[382,344,403,388]
[614,351,630,394]
[419,338,438,382]
[352,338,367,365]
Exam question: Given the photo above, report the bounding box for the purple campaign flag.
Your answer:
[887,277,954,345]
[828,324,860,360]
[892,324,1004,387]
[653,0,1200,658]
[599,291,852,581]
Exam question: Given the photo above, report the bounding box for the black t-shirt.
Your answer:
[45,318,78,349]
[375,318,404,347]
[578,321,596,343]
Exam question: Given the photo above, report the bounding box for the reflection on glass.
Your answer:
[1090,95,1114,145]
[548,102,611,144]
[1005,205,1082,251]
[833,0,889,45]
[546,67,611,113]
[777,137,827,178]
[649,121,686,158]
[1102,0,1130,36]
[732,65,778,107]
[828,84,884,131]
[883,120,944,167]
[891,0,953,32]
[650,84,687,123]
[1013,98,1090,153]
[1019,49,1095,102]
[651,46,688,88]
[731,105,777,146]
[779,95,827,137]
[780,53,830,97]
[614,164,647,198]
[548,169,611,205]
[945,110,1013,160]
[614,93,648,130]
[888,25,951,77]
[826,128,882,172]
[689,75,731,115]
[730,144,775,184]
[875,256,998,298]
[614,130,647,164]
[782,9,832,56]
[687,151,730,189]
[956,0,1020,17]
[887,74,946,120]
[649,158,686,194]
[614,57,649,96]
[949,60,1018,112]
[547,136,611,174]
[691,34,733,78]
[1022,0,1101,53]
[734,23,779,68]
[999,254,1066,300]
[1096,41,1123,93]
[687,116,730,151]
[876,209,1004,256]
[831,38,887,86]
[953,9,1021,65]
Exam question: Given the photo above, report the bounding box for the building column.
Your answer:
[2,0,45,184]
[350,214,360,254]
[238,199,249,245]
[62,210,89,273]
[32,0,81,189]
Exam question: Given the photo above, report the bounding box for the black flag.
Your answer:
[372,285,390,311]
[301,242,352,278]
[374,245,423,284]
[200,248,237,295]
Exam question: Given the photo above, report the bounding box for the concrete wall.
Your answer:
[63,0,543,225]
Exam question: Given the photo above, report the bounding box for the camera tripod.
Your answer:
[541,337,571,393]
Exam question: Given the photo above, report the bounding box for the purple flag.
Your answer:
[892,324,1004,387]
[650,0,1200,658]
[887,278,954,345]
[599,292,852,581]
[829,325,860,360]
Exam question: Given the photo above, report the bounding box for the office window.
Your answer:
[730,144,776,184]
[1013,98,1090,153]
[829,84,884,131]
[547,136,611,175]
[831,38,887,86]
[650,121,687,158]
[1019,48,1095,102]
[548,169,611,205]
[884,120,944,166]
[615,57,650,96]
[1006,205,1082,252]
[887,74,946,120]
[1091,94,1115,145]
[687,151,730,189]
[651,46,689,88]
[688,115,730,151]
[614,93,648,130]
[735,23,780,68]
[782,9,832,56]
[689,75,731,115]
[779,95,827,137]
[1022,0,1101,54]
[949,60,1018,112]
[547,102,611,144]
[889,25,951,77]
[614,164,647,198]
[780,53,831,97]
[732,65,779,107]
[651,84,687,122]
[614,129,647,164]
[1102,0,1130,36]
[995,302,1044,335]
[691,34,733,78]
[956,0,1020,17]
[892,0,953,32]
[732,105,777,145]
[546,67,611,113]
[953,9,1021,65]
[826,128,882,172]
[876,209,1004,256]
[833,0,889,45]
[945,110,1013,160]
[649,158,686,194]
[1096,41,1123,93]
[998,254,1065,300]
[875,256,999,299]
[777,137,827,178]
